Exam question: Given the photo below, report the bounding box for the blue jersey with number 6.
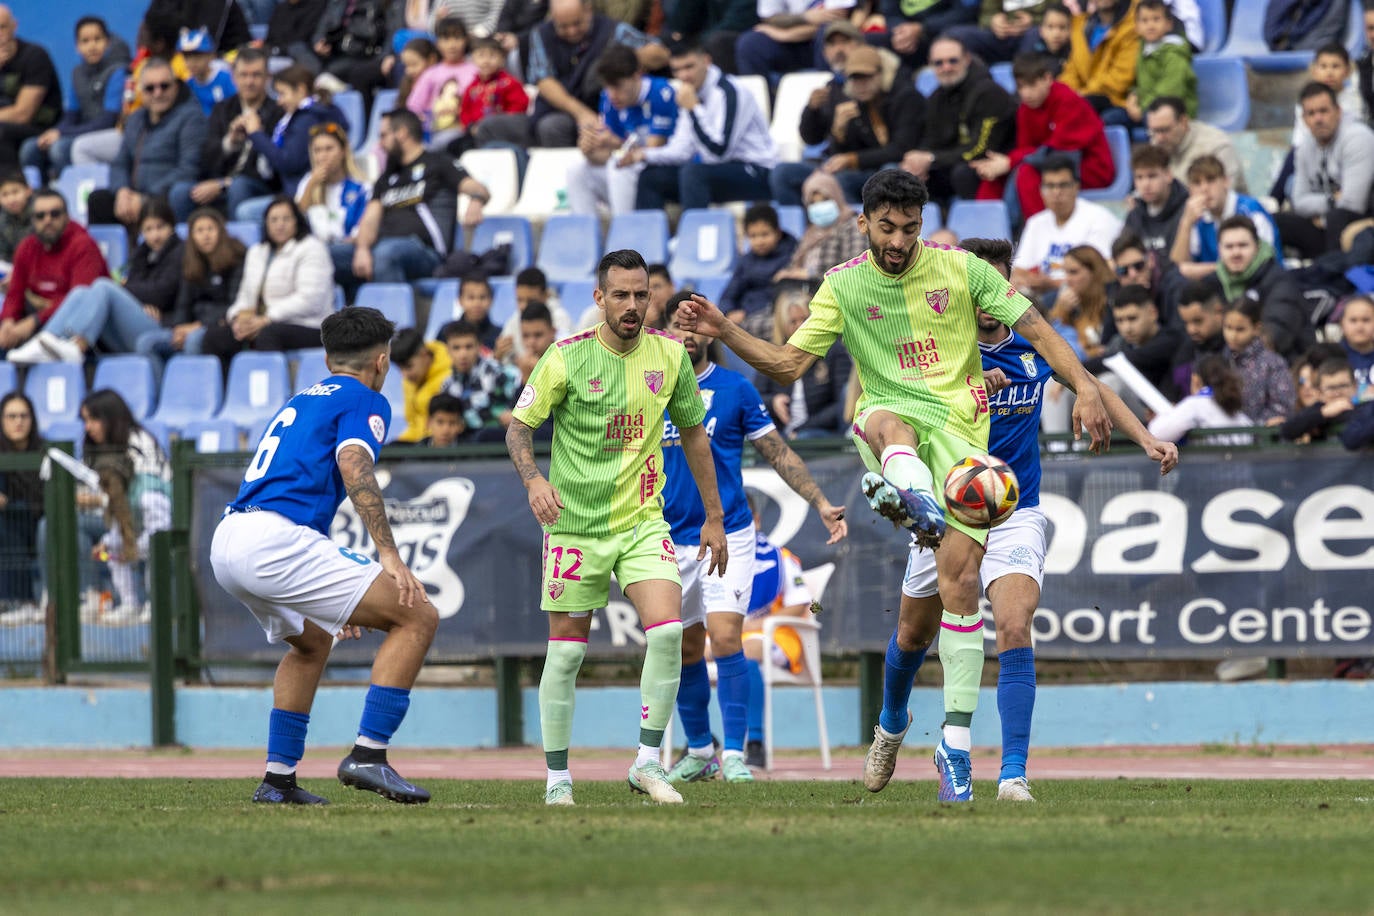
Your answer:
[230,375,391,535]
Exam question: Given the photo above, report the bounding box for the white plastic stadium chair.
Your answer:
[459,148,520,215]
[763,562,834,772]
[770,71,832,163]
[735,74,771,123]
[511,147,584,224]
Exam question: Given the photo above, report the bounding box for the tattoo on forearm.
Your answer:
[338,445,396,551]
[506,420,541,481]
[754,431,822,505]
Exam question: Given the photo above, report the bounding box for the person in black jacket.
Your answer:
[8,197,186,362]
[757,287,852,438]
[720,204,798,335]
[1122,142,1188,264]
[1280,356,1358,442]
[265,0,330,70]
[898,36,1016,208]
[0,391,45,616]
[135,206,245,377]
[144,0,251,56]
[1213,215,1314,364]
[1083,284,1185,400]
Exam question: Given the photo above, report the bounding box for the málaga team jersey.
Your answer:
[662,362,774,545]
[789,243,1032,446]
[512,326,706,537]
[980,329,1051,509]
[229,376,391,535]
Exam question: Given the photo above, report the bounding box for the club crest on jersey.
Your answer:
[700,389,714,411]
[644,370,665,394]
[588,377,604,395]
[1020,352,1039,377]
[368,414,385,443]
[548,580,564,600]
[926,288,950,315]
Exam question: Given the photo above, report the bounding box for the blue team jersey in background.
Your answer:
[230,376,391,535]
[599,75,677,142]
[749,533,783,614]
[662,363,774,544]
[980,331,1051,509]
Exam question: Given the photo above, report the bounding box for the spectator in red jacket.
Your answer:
[0,188,106,354]
[462,37,530,148]
[972,53,1115,222]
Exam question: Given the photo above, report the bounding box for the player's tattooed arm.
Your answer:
[506,418,542,483]
[1012,306,1113,451]
[752,431,848,544]
[337,444,396,552]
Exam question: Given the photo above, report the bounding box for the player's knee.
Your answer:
[943,566,982,613]
[895,616,937,652]
[709,631,743,658]
[680,625,707,664]
[996,618,1033,652]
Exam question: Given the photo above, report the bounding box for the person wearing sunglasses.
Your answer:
[86,58,207,231]
[0,188,107,354]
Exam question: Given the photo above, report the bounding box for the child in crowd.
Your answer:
[1121,0,1195,135]
[1171,156,1279,280]
[439,319,522,442]
[1020,3,1073,75]
[392,326,453,443]
[461,37,530,144]
[1339,295,1374,393]
[179,27,236,115]
[458,273,501,350]
[397,37,440,124]
[1147,353,1253,445]
[720,204,798,338]
[495,267,571,363]
[1279,356,1358,441]
[408,18,480,152]
[419,392,465,447]
[0,172,33,283]
[512,301,557,384]
[1222,297,1296,425]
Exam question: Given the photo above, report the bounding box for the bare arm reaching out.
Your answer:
[751,430,848,544]
[677,294,819,386]
[337,444,428,607]
[1011,307,1113,452]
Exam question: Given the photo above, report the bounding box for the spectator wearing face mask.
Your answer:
[772,171,867,286]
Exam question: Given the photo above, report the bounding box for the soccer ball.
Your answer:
[942,455,1019,529]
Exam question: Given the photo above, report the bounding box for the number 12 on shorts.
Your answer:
[548,545,583,581]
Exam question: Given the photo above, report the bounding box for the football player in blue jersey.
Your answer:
[660,293,847,785]
[864,239,1179,803]
[211,307,439,806]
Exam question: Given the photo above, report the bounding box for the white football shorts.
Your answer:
[211,509,383,644]
[902,506,1047,599]
[676,523,757,627]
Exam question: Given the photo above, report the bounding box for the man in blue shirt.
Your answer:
[660,293,846,784]
[211,307,439,806]
[566,43,677,216]
[866,239,1178,804]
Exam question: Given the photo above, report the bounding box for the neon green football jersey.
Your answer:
[511,326,706,536]
[788,242,1033,445]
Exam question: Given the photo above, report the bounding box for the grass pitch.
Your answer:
[2,778,1371,914]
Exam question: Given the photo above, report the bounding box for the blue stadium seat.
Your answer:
[141,418,171,456]
[44,419,86,456]
[471,216,533,274]
[690,274,730,302]
[293,348,329,388]
[423,279,460,340]
[55,163,110,226]
[354,283,417,328]
[915,68,938,96]
[380,367,406,443]
[536,214,601,285]
[1079,126,1134,203]
[946,200,1012,243]
[1194,56,1251,132]
[606,211,670,265]
[1218,1,1313,70]
[23,165,40,189]
[0,361,17,396]
[181,419,242,453]
[225,220,262,248]
[671,209,738,280]
[362,89,400,153]
[559,280,596,320]
[334,285,346,311]
[25,363,85,432]
[151,355,222,431]
[92,354,157,420]
[490,276,518,327]
[990,62,1015,95]
[776,204,805,240]
[922,201,944,235]
[86,224,128,272]
[216,351,292,434]
[332,90,366,150]
[1197,0,1227,53]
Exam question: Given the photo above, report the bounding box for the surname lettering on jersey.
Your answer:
[604,410,647,447]
[895,334,942,374]
[299,383,342,396]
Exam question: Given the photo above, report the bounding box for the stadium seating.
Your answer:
[423,280,460,339]
[923,201,944,235]
[1194,56,1251,132]
[690,274,730,302]
[141,418,171,456]
[459,148,521,215]
[86,224,128,272]
[511,147,583,221]
[92,355,157,420]
[293,348,329,388]
[1217,0,1314,70]
[671,209,739,280]
[332,90,366,150]
[150,355,222,431]
[605,210,669,265]
[736,74,772,122]
[23,165,40,189]
[916,68,938,96]
[761,609,832,772]
[490,276,518,327]
[362,89,400,155]
[55,164,109,225]
[471,216,533,274]
[44,419,85,456]
[947,199,1012,243]
[771,71,833,162]
[559,279,596,316]
[225,221,262,248]
[180,419,242,453]
[380,366,406,443]
[1079,126,1134,203]
[354,282,417,328]
[1197,0,1228,53]
[216,351,291,434]
[0,361,16,396]
[776,204,805,240]
[25,363,85,432]
[989,62,1015,95]
[536,214,601,285]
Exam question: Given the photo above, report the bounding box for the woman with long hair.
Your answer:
[1222,296,1295,424]
[1050,245,1114,361]
[0,393,45,617]
[204,195,335,370]
[135,207,247,377]
[295,121,369,243]
[1147,353,1253,446]
[80,388,171,623]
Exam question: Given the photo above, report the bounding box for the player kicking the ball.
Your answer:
[507,250,728,807]
[675,170,1111,804]
[211,307,439,806]
[900,239,1178,802]
[660,294,847,786]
